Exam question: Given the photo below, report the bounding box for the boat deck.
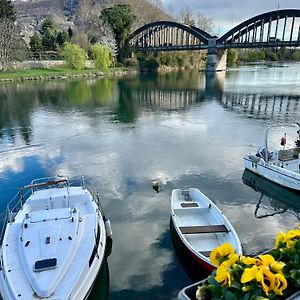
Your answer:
[171,188,242,260]
[1,186,106,300]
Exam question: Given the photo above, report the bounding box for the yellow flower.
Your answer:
[273,273,287,295]
[241,265,275,295]
[259,267,275,295]
[270,261,285,274]
[214,254,239,287]
[258,254,275,266]
[286,229,300,240]
[242,254,275,268]
[210,243,235,266]
[215,269,232,286]
[274,231,286,249]
[275,228,300,249]
[241,265,259,283]
[242,256,260,266]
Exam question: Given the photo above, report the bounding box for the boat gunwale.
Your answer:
[0,176,102,244]
[171,188,242,269]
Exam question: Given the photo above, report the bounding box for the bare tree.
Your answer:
[0,18,26,69]
[147,0,163,9]
[179,7,196,26]
[196,13,214,35]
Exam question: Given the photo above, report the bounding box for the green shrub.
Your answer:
[227,48,238,66]
[291,51,300,61]
[62,42,87,70]
[91,44,111,69]
[139,57,159,70]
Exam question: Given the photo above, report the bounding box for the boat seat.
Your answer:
[181,202,198,208]
[179,224,228,234]
[173,207,210,215]
[278,149,297,161]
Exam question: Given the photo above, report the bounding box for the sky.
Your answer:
[161,0,300,35]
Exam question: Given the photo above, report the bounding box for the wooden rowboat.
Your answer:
[171,188,242,272]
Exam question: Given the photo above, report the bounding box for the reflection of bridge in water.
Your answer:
[220,92,300,122]
[134,74,300,121]
[136,89,205,110]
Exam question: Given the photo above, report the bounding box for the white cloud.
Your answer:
[161,0,300,34]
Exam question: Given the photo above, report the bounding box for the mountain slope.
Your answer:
[14,0,172,41]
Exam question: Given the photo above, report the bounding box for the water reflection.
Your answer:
[1,64,300,299]
[242,169,300,219]
[219,92,300,122]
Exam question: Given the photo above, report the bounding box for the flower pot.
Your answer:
[177,278,300,300]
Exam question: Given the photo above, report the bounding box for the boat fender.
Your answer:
[104,216,112,238]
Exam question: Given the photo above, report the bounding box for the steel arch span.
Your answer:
[218,9,300,49]
[128,21,213,52]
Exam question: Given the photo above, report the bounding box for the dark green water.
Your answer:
[1,63,300,299]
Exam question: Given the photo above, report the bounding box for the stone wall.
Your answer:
[4,60,94,70]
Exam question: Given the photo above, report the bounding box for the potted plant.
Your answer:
[194,225,300,300]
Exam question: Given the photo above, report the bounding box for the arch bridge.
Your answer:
[128,9,300,71]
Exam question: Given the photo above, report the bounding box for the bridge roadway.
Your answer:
[128,9,300,71]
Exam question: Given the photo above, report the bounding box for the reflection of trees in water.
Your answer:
[0,79,118,144]
[219,92,300,121]
[0,85,36,144]
[121,71,207,111]
[114,79,137,123]
[138,70,205,91]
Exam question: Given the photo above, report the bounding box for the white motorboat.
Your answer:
[171,188,242,272]
[0,176,112,300]
[244,124,300,191]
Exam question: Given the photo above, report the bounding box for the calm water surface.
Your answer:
[1,63,300,299]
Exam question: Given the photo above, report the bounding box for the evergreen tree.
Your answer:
[0,0,16,21]
[39,18,56,36]
[68,26,73,39]
[100,4,135,62]
[39,18,57,52]
[29,32,43,58]
[56,30,69,46]
[41,29,57,51]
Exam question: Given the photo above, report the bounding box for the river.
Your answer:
[1,62,300,299]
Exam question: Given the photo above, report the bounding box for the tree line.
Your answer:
[0,0,136,70]
[1,0,299,71]
[227,48,300,66]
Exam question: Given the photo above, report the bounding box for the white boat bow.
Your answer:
[0,176,112,300]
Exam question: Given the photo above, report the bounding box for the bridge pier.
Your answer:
[206,38,227,72]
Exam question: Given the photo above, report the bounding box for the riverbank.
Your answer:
[0,67,138,82]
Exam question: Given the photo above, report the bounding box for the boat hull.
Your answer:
[244,156,300,191]
[0,178,112,300]
[171,188,242,273]
[0,222,107,300]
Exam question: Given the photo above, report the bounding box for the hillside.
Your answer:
[14,0,172,42]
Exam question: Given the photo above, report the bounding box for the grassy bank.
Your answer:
[0,67,132,82]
